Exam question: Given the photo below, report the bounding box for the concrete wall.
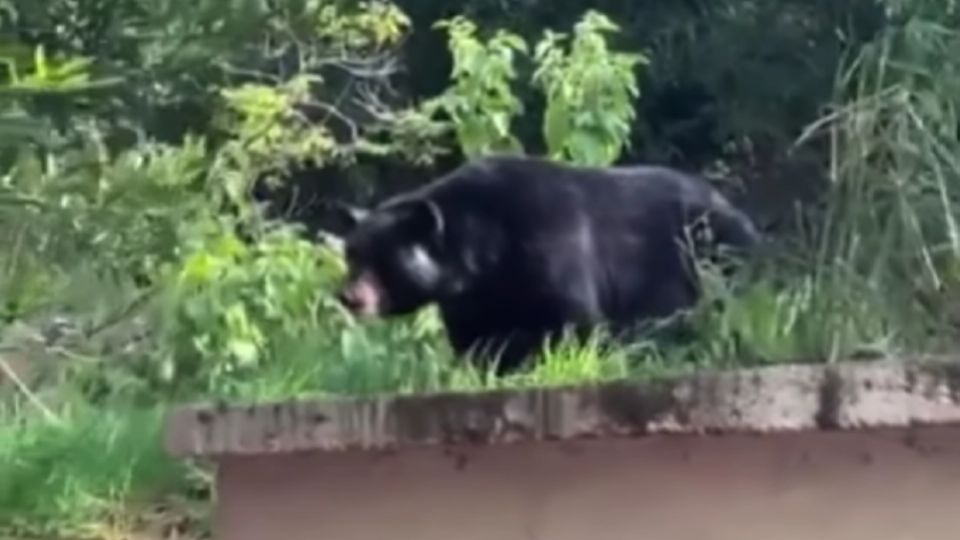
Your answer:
[215,425,960,540]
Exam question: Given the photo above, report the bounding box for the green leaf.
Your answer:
[568,130,610,167]
[227,338,260,367]
[543,103,570,158]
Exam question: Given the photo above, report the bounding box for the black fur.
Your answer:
[330,154,761,373]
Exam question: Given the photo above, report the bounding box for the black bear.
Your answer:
[326,154,761,373]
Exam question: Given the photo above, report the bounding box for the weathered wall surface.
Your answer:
[165,357,960,540]
[216,426,960,540]
[166,358,960,457]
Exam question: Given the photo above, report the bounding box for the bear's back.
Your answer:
[422,155,721,232]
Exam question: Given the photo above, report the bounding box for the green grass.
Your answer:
[0,402,207,539]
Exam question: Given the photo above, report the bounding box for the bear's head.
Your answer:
[327,197,457,317]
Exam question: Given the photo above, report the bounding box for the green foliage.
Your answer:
[0,30,221,301]
[395,0,887,170]
[315,0,412,48]
[153,225,344,394]
[794,8,960,346]
[0,3,447,531]
[0,44,121,95]
[679,255,899,366]
[427,16,528,158]
[657,1,960,367]
[427,10,646,167]
[218,80,335,163]
[0,404,201,539]
[1,0,437,164]
[1,1,960,537]
[533,11,647,166]
[0,128,213,318]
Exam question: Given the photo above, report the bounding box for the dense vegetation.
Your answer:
[0,0,958,537]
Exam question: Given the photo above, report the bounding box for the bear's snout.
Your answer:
[337,273,383,316]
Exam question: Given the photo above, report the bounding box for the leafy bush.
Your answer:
[425,16,528,157]
[532,11,648,166]
[425,10,646,166]
[0,3,444,532]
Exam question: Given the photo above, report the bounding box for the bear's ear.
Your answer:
[391,199,445,242]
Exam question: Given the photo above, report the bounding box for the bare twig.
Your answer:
[84,287,158,341]
[298,97,361,142]
[217,62,283,84]
[0,351,62,424]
